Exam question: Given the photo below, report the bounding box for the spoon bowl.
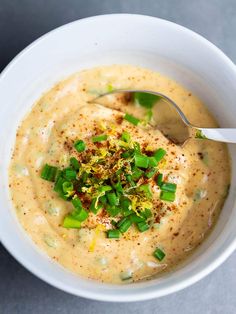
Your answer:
[91,89,236,145]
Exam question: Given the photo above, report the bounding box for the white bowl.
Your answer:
[0,14,236,302]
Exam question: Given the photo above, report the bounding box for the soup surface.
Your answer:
[9,65,230,283]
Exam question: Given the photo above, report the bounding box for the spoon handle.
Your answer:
[199,128,236,143]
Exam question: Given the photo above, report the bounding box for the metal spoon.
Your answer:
[90,89,236,145]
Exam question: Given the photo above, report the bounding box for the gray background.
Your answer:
[0,0,236,313]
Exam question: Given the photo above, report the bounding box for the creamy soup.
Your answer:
[9,65,230,283]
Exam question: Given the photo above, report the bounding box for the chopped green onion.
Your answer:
[134,154,149,169]
[154,148,166,162]
[90,198,102,214]
[145,109,153,122]
[138,184,152,199]
[120,197,131,211]
[98,185,112,192]
[54,176,64,192]
[148,157,158,167]
[81,171,89,183]
[54,169,63,182]
[118,217,132,233]
[63,215,81,229]
[124,113,140,126]
[72,197,82,209]
[133,92,161,109]
[115,169,123,176]
[133,142,141,153]
[123,210,133,217]
[111,220,117,227]
[72,207,88,222]
[70,157,80,170]
[141,208,152,219]
[121,131,131,142]
[41,164,58,182]
[99,195,107,205]
[145,168,157,179]
[137,221,149,232]
[106,206,120,217]
[64,168,77,180]
[107,229,120,239]
[92,134,108,143]
[160,191,175,202]
[153,248,165,261]
[160,182,177,193]
[195,130,207,139]
[157,173,163,186]
[120,270,133,281]
[121,150,133,158]
[62,181,73,193]
[125,174,136,187]
[131,167,143,181]
[114,181,123,193]
[130,214,145,223]
[106,192,119,206]
[74,140,86,152]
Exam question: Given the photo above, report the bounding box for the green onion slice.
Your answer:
[134,153,149,169]
[41,164,58,182]
[124,113,140,126]
[153,248,165,261]
[137,221,149,232]
[133,92,161,109]
[131,167,143,181]
[141,208,152,219]
[160,182,177,193]
[107,229,120,239]
[160,191,175,202]
[145,168,157,179]
[70,157,80,170]
[120,197,131,212]
[121,131,131,142]
[106,192,119,206]
[62,181,73,193]
[130,214,145,223]
[74,140,86,152]
[148,157,158,167]
[157,173,163,186]
[106,206,120,217]
[114,181,123,193]
[64,168,77,180]
[154,148,166,162]
[92,134,108,143]
[138,184,152,199]
[72,197,82,209]
[63,215,81,229]
[90,198,102,214]
[118,217,132,233]
[72,207,88,222]
[98,185,112,192]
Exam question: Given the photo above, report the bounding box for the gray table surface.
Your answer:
[0,0,236,313]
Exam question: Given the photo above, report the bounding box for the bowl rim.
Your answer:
[1,13,236,302]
